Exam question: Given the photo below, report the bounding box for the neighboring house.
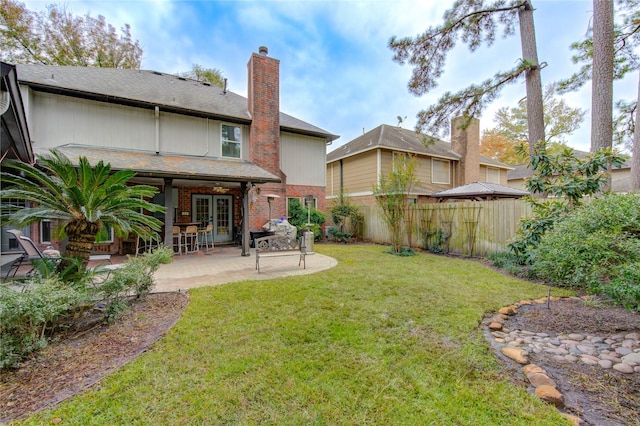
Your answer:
[326,117,511,206]
[507,151,631,193]
[4,46,337,255]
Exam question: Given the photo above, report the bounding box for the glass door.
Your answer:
[191,194,233,243]
[213,195,233,243]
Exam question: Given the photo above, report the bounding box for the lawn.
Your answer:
[19,244,571,425]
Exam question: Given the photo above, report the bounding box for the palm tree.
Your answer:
[0,149,164,272]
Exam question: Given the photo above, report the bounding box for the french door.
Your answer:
[192,195,233,243]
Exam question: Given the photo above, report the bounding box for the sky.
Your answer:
[20,0,639,154]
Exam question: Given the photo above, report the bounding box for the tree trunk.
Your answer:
[518,1,545,159]
[591,0,614,190]
[631,70,640,192]
[59,220,99,272]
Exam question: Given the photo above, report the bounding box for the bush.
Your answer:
[287,198,326,240]
[0,277,90,369]
[97,246,173,321]
[533,193,640,309]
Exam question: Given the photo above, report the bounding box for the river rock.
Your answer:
[501,347,528,364]
[612,363,634,374]
[535,385,564,407]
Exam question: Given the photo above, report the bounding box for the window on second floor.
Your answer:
[221,124,241,159]
[432,158,450,184]
[487,167,501,184]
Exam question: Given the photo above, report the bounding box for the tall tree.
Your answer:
[388,0,544,158]
[558,0,639,191]
[0,0,142,68]
[178,64,225,87]
[591,0,615,190]
[0,150,163,274]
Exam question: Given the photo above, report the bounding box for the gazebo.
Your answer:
[432,182,529,202]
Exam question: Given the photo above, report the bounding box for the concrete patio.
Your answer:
[147,245,337,293]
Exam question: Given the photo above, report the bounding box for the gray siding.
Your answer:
[23,90,250,159]
[280,132,326,186]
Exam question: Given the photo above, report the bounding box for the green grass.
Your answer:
[18,244,572,425]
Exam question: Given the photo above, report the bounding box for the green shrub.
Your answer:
[97,246,173,321]
[533,193,640,309]
[328,227,352,243]
[601,262,640,311]
[287,198,326,240]
[0,277,90,369]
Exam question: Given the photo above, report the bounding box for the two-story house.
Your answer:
[5,46,337,255]
[326,117,511,206]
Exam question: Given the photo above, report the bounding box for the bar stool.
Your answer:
[171,226,182,255]
[198,224,214,253]
[183,225,199,254]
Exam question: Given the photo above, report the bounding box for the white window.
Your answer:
[221,124,241,158]
[40,220,52,244]
[486,167,501,184]
[432,159,450,184]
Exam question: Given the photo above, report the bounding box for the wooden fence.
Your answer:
[359,199,532,257]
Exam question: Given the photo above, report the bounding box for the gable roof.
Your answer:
[326,124,510,169]
[16,64,338,142]
[432,182,529,200]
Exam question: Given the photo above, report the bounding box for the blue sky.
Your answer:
[22,0,639,153]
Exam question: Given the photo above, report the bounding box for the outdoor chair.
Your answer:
[4,229,61,279]
[183,225,199,254]
[135,229,161,256]
[171,226,183,255]
[198,224,214,253]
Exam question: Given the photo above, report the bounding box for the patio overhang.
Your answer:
[34,145,281,186]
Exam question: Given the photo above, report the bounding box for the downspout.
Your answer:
[155,106,160,154]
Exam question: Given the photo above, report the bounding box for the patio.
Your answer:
[112,244,338,293]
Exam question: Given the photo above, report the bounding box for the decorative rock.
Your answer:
[580,356,599,366]
[526,372,557,388]
[499,306,517,315]
[522,364,546,375]
[501,347,528,364]
[616,347,633,356]
[564,355,579,362]
[625,332,639,340]
[598,360,613,369]
[560,412,583,426]
[621,352,640,366]
[612,363,634,374]
[568,334,585,341]
[489,322,503,331]
[535,385,564,407]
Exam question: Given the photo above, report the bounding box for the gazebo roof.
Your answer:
[432,182,530,201]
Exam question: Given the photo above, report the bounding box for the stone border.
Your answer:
[485,296,640,426]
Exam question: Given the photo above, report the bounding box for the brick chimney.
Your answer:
[451,116,480,185]
[248,46,281,177]
[247,46,285,228]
